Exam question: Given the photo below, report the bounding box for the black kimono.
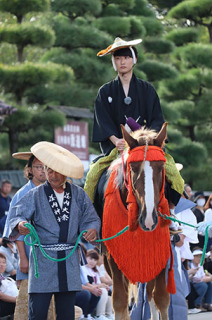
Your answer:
[92,73,164,155]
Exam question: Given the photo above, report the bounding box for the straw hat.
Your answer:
[97,37,142,57]
[31,141,84,179]
[12,152,33,160]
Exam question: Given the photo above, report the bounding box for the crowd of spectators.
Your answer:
[0,176,211,319]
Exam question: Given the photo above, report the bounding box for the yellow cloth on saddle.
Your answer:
[165,153,184,195]
[84,148,118,202]
[84,149,184,202]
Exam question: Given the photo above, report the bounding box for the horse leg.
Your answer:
[147,279,159,320]
[153,268,170,320]
[107,254,130,320]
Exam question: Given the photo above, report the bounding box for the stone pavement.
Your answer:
[188,311,212,320]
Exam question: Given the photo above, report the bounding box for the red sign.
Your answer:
[55,121,89,161]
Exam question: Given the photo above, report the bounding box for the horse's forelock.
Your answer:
[131,128,157,146]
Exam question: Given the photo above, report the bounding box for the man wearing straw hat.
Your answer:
[3,150,51,320]
[9,141,101,320]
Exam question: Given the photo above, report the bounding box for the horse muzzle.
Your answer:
[139,209,158,231]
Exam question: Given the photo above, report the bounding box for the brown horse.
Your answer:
[96,122,174,320]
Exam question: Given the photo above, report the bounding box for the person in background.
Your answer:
[189,247,212,311]
[79,249,113,320]
[204,245,212,275]
[0,252,19,318]
[191,192,206,250]
[184,184,192,200]
[9,141,100,320]
[204,194,212,222]
[96,254,112,292]
[0,180,12,236]
[0,237,17,279]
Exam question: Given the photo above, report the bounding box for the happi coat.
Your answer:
[93,73,164,155]
[9,181,101,294]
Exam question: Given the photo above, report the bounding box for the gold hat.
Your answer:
[97,37,142,57]
[31,141,84,179]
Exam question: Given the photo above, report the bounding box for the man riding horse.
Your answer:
[84,37,184,222]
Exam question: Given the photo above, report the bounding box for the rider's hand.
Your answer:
[115,138,126,151]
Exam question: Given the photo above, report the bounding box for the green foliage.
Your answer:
[161,101,181,123]
[172,138,207,167]
[0,0,49,20]
[53,15,111,49]
[165,127,183,146]
[168,0,212,20]
[26,83,97,108]
[129,0,155,17]
[0,43,17,64]
[51,0,102,18]
[163,73,200,100]
[143,37,174,54]
[106,0,135,11]
[140,60,178,82]
[189,160,212,190]
[181,44,212,69]
[165,27,199,46]
[93,16,145,38]
[0,23,55,48]
[139,16,164,36]
[101,4,123,16]
[0,62,74,101]
[168,100,197,126]
[202,70,212,89]
[41,47,114,86]
[2,106,32,129]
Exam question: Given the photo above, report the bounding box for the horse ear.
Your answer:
[154,122,168,147]
[121,124,138,149]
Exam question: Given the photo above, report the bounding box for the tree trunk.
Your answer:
[17,45,24,63]
[188,125,195,141]
[8,129,19,168]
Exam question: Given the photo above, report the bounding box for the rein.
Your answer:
[24,218,212,278]
[23,146,211,277]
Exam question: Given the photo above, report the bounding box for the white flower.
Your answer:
[108,96,112,103]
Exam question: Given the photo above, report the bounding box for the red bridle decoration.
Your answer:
[102,146,175,293]
[126,146,170,232]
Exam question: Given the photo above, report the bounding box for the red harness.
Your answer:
[102,146,176,293]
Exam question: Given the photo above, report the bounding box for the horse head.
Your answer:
[121,122,168,232]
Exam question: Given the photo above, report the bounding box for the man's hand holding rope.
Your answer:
[18,221,30,235]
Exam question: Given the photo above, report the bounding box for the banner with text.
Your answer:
[55,121,89,161]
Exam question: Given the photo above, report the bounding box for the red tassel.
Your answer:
[167,268,176,294]
[167,244,176,294]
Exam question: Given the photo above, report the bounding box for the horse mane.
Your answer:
[107,127,158,190]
